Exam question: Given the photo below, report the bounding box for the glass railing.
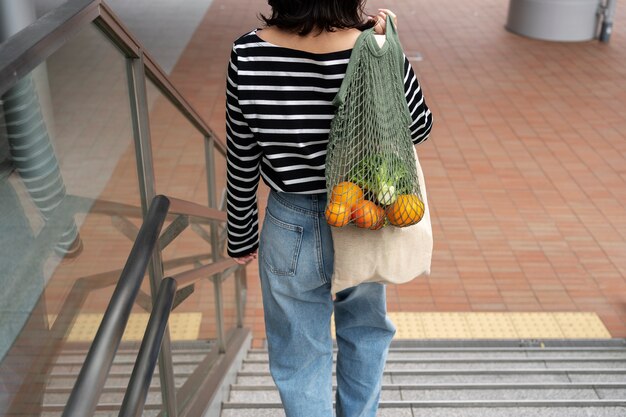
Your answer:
[0,1,247,416]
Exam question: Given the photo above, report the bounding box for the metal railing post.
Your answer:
[126,52,177,417]
[213,275,226,353]
[599,0,617,42]
[205,134,228,352]
[204,135,221,256]
[204,135,216,209]
[234,267,247,329]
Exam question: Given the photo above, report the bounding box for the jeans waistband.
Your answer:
[269,190,328,217]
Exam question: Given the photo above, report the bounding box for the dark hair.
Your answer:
[260,0,375,36]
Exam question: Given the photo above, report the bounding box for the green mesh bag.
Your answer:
[325,16,424,230]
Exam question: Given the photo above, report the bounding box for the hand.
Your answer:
[233,249,258,265]
[371,9,398,35]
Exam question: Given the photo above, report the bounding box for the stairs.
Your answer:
[221,340,626,417]
[40,341,214,416]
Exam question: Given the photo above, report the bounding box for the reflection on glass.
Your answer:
[0,23,142,416]
[145,79,210,207]
[0,10,236,417]
[146,76,231,344]
[159,216,220,342]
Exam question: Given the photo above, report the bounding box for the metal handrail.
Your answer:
[119,277,178,417]
[61,194,240,417]
[2,194,222,417]
[168,196,228,222]
[117,256,239,417]
[0,0,227,156]
[62,195,170,417]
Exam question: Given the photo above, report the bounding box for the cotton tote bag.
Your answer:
[327,17,433,294]
[331,147,433,293]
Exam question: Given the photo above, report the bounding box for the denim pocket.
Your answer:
[261,208,304,276]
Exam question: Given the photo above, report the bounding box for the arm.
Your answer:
[403,56,433,144]
[225,46,262,260]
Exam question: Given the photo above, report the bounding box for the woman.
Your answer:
[225,1,433,416]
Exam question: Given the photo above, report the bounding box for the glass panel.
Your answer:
[146,78,229,343]
[0,23,149,416]
[145,79,209,207]
[147,82,225,403]
[212,144,245,343]
[160,215,218,342]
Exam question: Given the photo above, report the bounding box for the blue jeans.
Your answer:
[258,190,396,417]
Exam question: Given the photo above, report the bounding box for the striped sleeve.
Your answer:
[226,46,262,258]
[403,55,433,144]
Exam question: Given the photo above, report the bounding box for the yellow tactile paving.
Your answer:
[419,312,473,339]
[464,312,519,339]
[553,312,611,339]
[331,312,611,339]
[390,312,426,339]
[51,311,610,342]
[508,312,565,339]
[48,313,202,341]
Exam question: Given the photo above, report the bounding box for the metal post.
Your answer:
[599,0,617,42]
[126,52,156,215]
[213,275,226,353]
[204,135,217,210]
[126,52,177,417]
[0,0,36,41]
[0,0,81,257]
[234,267,247,329]
[205,135,228,350]
[204,135,221,259]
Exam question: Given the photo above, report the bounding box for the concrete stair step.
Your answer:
[42,412,160,417]
[44,374,188,389]
[235,369,626,385]
[37,343,212,415]
[228,383,626,402]
[220,405,626,417]
[54,352,208,365]
[41,402,162,413]
[225,342,626,416]
[50,361,200,374]
[246,345,626,354]
[246,349,626,360]
[43,387,162,407]
[240,357,626,372]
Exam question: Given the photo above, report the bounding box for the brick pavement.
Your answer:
[11,0,625,345]
[169,0,626,338]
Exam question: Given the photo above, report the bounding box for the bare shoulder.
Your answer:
[256,27,362,54]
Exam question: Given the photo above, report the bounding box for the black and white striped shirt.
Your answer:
[226,29,433,257]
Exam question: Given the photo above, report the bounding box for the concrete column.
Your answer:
[0,0,81,257]
[0,0,37,41]
[0,2,81,414]
[506,0,602,42]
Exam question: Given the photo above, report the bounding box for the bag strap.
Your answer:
[333,15,404,107]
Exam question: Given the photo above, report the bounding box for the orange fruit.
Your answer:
[370,214,386,230]
[325,201,350,227]
[386,194,425,227]
[330,182,364,209]
[351,200,384,229]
